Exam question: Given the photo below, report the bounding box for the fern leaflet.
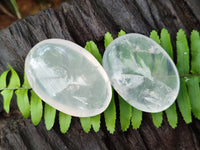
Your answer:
[15,89,30,118]
[190,30,200,74]
[118,30,126,37]
[150,30,160,44]
[1,90,14,113]
[104,32,114,48]
[30,90,43,126]
[7,64,21,88]
[119,95,132,131]
[59,112,71,134]
[151,112,163,128]
[91,115,101,132]
[44,103,56,130]
[186,77,200,119]
[0,70,9,89]
[160,28,173,59]
[80,117,91,133]
[131,107,142,129]
[165,103,178,128]
[176,29,192,123]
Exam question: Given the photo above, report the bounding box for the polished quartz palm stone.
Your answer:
[25,39,112,117]
[103,34,180,113]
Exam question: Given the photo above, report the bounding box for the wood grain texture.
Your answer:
[0,0,200,149]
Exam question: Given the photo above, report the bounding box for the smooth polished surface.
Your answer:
[103,34,180,112]
[25,39,112,117]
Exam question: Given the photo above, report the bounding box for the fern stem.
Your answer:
[179,73,200,78]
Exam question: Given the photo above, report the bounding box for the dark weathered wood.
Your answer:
[0,0,200,149]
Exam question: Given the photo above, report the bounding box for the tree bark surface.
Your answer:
[0,0,200,150]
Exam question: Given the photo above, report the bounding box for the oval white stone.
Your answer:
[25,39,112,117]
[103,33,180,113]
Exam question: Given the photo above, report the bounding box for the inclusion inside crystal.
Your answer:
[103,34,180,113]
[25,39,112,117]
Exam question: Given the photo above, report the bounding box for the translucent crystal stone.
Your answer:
[103,34,180,113]
[25,39,112,117]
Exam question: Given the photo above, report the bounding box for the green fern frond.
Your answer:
[186,77,200,119]
[1,89,14,113]
[131,107,142,129]
[44,103,56,130]
[190,30,200,74]
[119,95,132,131]
[7,64,21,88]
[80,117,91,133]
[177,78,192,123]
[151,112,163,128]
[85,41,102,64]
[104,88,116,133]
[1,65,21,113]
[91,115,101,132]
[189,30,200,119]
[0,70,11,113]
[118,30,126,37]
[150,30,160,44]
[22,73,31,88]
[176,29,192,123]
[104,32,114,48]
[165,103,178,128]
[30,90,43,126]
[176,29,190,74]
[0,70,9,89]
[160,29,173,59]
[59,112,71,134]
[15,89,30,118]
